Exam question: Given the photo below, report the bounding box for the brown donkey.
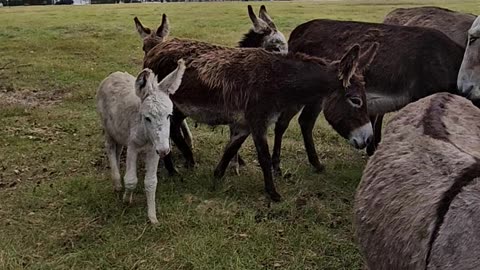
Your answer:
[134,6,287,174]
[144,39,378,201]
[355,93,480,269]
[265,19,465,176]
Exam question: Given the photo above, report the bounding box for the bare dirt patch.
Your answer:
[0,84,69,108]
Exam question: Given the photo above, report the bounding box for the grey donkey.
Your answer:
[355,93,480,269]
[96,60,186,224]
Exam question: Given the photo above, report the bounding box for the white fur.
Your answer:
[349,122,373,149]
[96,61,185,224]
[458,16,480,102]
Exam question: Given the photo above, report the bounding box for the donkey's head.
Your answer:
[238,5,288,54]
[135,59,186,157]
[322,43,379,149]
[458,16,480,106]
[134,14,170,55]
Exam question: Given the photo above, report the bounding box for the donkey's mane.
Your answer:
[238,29,269,48]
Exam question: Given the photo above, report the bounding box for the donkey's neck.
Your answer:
[276,58,340,103]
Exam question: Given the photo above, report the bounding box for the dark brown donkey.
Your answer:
[265,19,465,175]
[134,6,287,174]
[384,6,476,48]
[144,39,378,201]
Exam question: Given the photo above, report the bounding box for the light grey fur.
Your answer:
[355,93,480,269]
[96,60,185,224]
[458,16,480,103]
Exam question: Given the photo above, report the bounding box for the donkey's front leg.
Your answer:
[298,101,324,173]
[144,149,160,224]
[250,123,281,202]
[123,146,139,204]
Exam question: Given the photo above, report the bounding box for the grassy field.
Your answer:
[0,1,479,269]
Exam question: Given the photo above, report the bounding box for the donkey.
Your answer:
[135,14,193,151]
[96,60,186,224]
[262,19,465,176]
[144,38,378,201]
[383,6,476,48]
[458,16,480,107]
[134,6,287,174]
[354,93,480,270]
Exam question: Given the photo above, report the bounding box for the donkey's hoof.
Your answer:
[149,216,159,224]
[267,190,282,202]
[184,161,195,169]
[213,169,225,179]
[168,167,179,177]
[273,167,282,177]
[113,186,123,193]
[313,163,325,174]
[238,155,246,166]
[123,192,133,205]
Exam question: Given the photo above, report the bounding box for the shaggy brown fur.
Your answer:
[143,36,376,201]
[384,6,476,48]
[354,93,480,270]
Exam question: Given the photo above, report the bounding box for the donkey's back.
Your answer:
[96,71,138,146]
[384,6,476,48]
[355,93,480,269]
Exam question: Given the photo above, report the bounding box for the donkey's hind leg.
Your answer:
[214,124,250,181]
[272,106,302,176]
[298,101,325,173]
[228,124,247,175]
[105,135,122,192]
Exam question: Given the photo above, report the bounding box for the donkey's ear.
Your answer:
[134,17,151,39]
[248,5,269,33]
[156,14,170,39]
[338,44,361,87]
[259,5,276,30]
[158,59,186,95]
[358,42,379,73]
[135,69,152,100]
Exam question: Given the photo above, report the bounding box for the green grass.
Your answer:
[0,1,479,269]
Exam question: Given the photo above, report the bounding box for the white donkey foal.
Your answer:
[96,60,185,224]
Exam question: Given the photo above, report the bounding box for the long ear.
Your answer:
[338,44,361,87]
[158,59,186,95]
[358,42,379,73]
[259,5,276,30]
[156,13,170,39]
[134,17,151,39]
[248,5,269,33]
[135,69,152,100]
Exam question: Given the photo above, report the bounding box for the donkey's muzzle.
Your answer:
[349,123,373,149]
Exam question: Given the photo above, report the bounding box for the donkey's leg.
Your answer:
[115,144,123,173]
[298,101,325,173]
[250,123,281,202]
[144,148,160,224]
[180,119,193,149]
[163,153,179,176]
[214,125,250,180]
[123,146,139,204]
[272,106,301,176]
[366,114,384,156]
[170,110,195,168]
[105,136,122,192]
[228,124,247,175]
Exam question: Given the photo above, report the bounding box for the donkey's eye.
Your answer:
[347,97,363,108]
[145,117,152,123]
[469,36,478,46]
